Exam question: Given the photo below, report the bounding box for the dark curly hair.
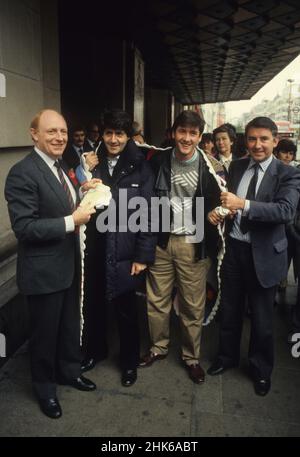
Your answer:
[100,109,133,137]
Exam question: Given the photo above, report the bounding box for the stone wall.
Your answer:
[0,0,61,337]
[0,0,60,265]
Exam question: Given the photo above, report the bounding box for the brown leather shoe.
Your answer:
[138,352,167,368]
[185,363,205,384]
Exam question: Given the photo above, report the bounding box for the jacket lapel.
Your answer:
[31,151,74,212]
[255,156,278,200]
[155,150,172,192]
[229,158,250,193]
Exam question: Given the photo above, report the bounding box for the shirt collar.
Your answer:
[73,144,83,152]
[219,153,232,164]
[172,148,198,164]
[34,146,57,167]
[107,155,120,163]
[248,154,273,172]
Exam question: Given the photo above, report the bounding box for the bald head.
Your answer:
[30,109,66,130]
[30,109,68,160]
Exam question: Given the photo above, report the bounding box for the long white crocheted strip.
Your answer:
[197,148,228,326]
[78,153,105,338]
[78,184,112,343]
[136,142,172,151]
[79,224,86,344]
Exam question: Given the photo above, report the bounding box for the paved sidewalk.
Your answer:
[0,284,299,437]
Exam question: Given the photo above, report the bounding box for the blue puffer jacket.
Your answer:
[90,139,156,300]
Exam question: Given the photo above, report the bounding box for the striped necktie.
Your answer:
[54,161,75,212]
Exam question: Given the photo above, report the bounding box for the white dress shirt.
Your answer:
[230,155,274,243]
[34,147,75,233]
[219,153,232,171]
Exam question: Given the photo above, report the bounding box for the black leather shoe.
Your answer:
[207,358,237,376]
[59,375,96,391]
[38,397,62,419]
[81,357,97,373]
[81,353,107,373]
[253,378,271,396]
[121,369,137,387]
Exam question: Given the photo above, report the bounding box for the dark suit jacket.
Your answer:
[5,150,79,295]
[63,142,92,170]
[84,139,99,151]
[226,157,300,288]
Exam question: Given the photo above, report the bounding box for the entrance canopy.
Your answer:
[134,0,300,104]
[59,0,300,105]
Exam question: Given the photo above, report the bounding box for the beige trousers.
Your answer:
[146,235,210,365]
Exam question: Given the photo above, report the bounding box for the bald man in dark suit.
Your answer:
[5,109,100,418]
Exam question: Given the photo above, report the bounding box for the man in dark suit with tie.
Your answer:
[85,122,100,151]
[207,117,300,396]
[5,109,100,418]
[62,125,86,170]
[63,126,99,182]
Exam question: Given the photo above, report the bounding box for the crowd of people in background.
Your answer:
[4,108,300,420]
